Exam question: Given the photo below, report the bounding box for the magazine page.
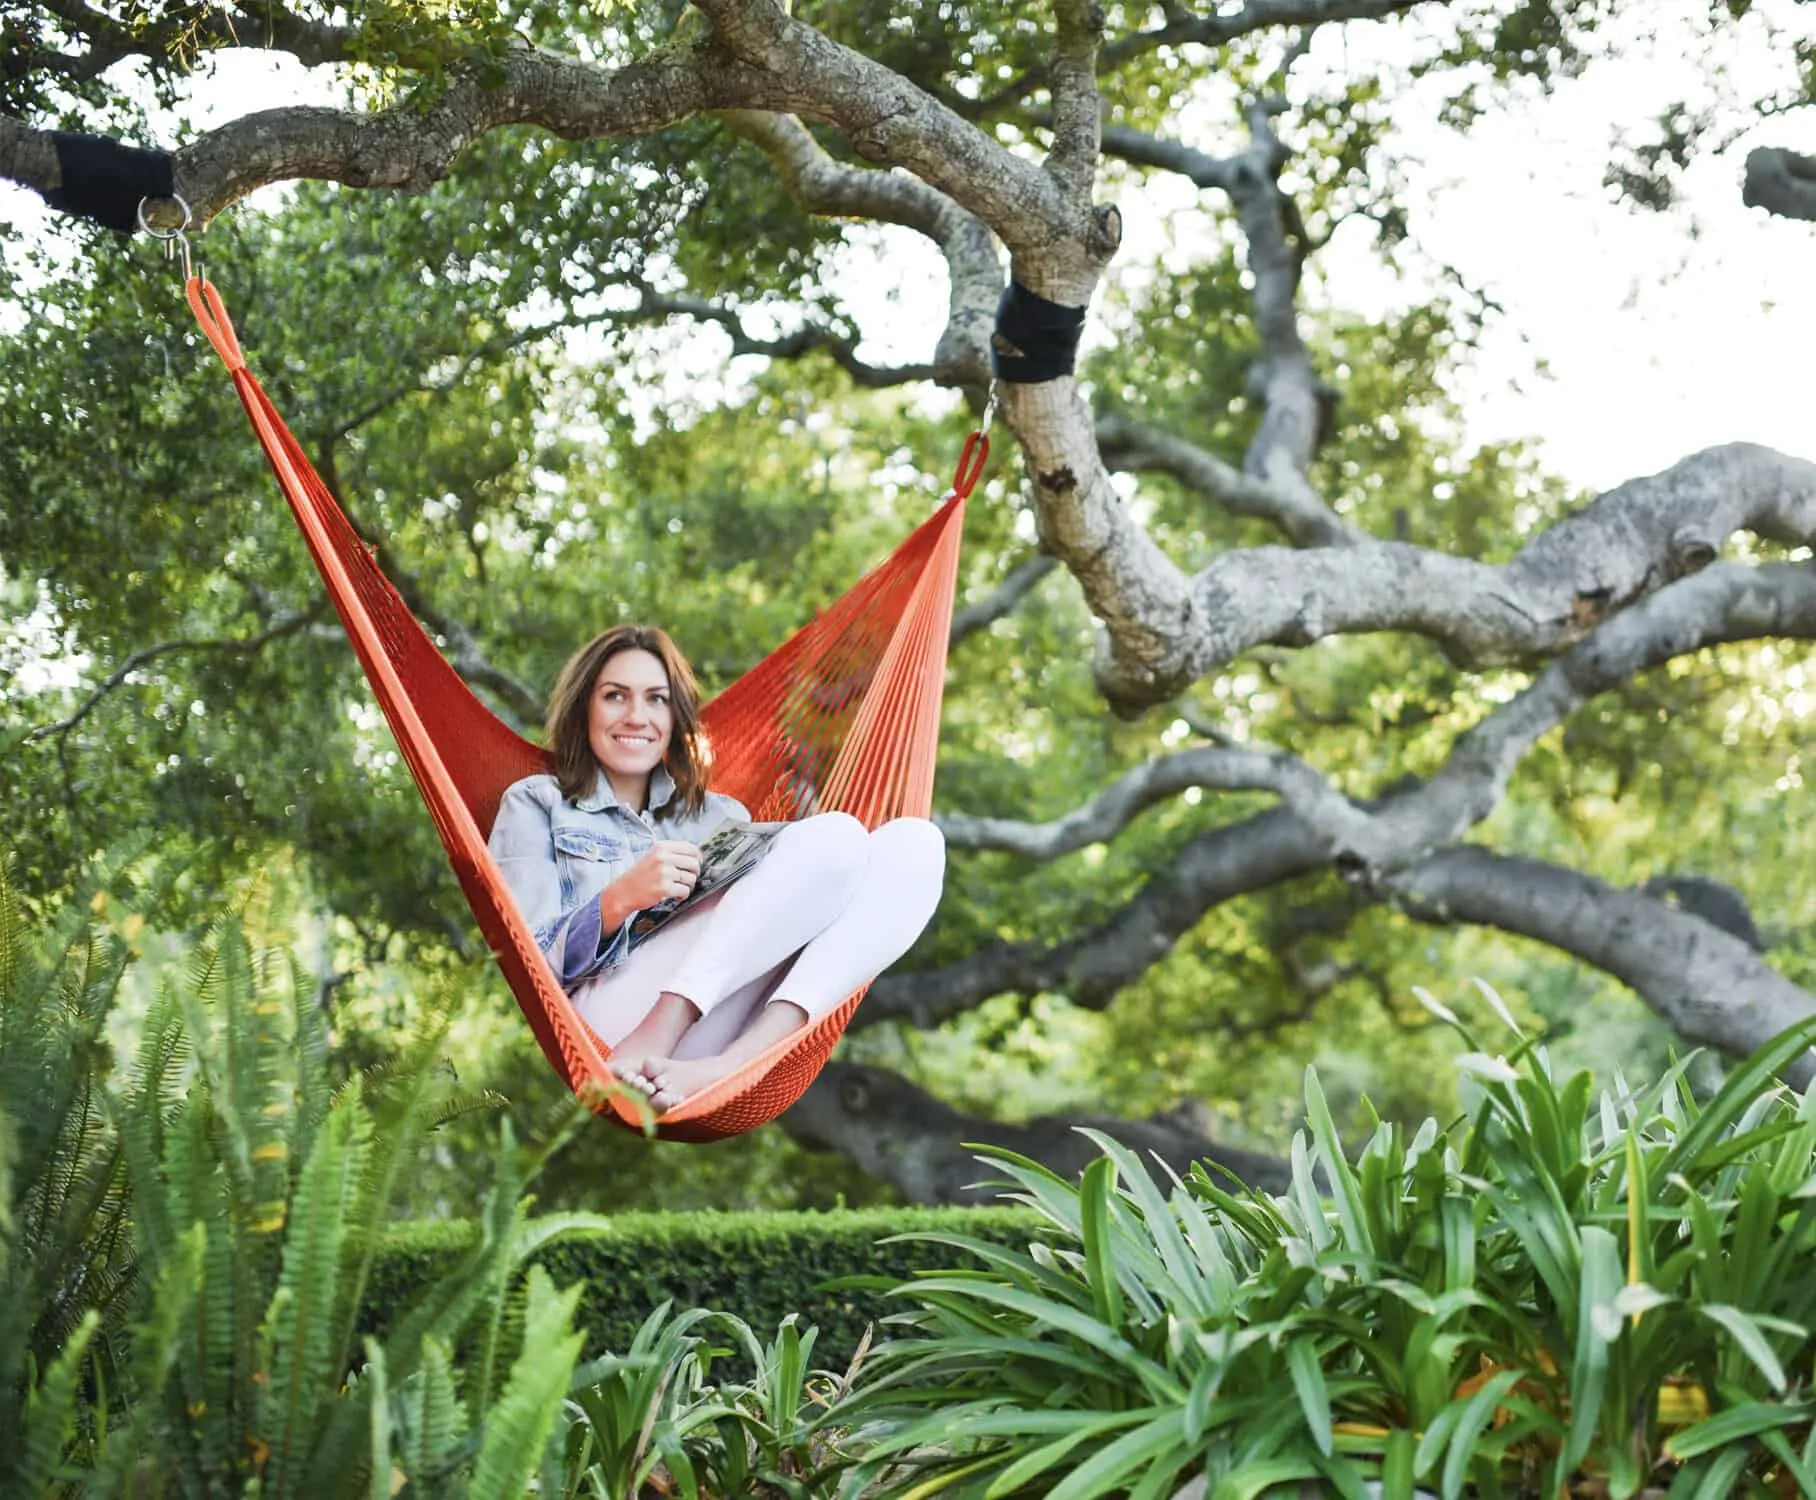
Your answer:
[627,820,785,943]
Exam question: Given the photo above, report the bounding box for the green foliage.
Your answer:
[366,1204,1042,1375]
[0,852,140,1494]
[831,1001,1816,1497]
[0,866,618,1493]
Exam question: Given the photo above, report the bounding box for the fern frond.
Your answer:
[364,1339,392,1500]
[126,1221,207,1400]
[464,1268,584,1500]
[259,1084,373,1500]
[4,1308,99,1499]
[380,1120,528,1374]
[288,949,331,1166]
[407,1336,466,1478]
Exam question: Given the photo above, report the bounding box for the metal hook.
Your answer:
[978,381,999,437]
[137,193,195,282]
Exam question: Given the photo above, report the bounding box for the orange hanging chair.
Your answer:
[185,277,986,1143]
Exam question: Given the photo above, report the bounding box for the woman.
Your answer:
[488,624,946,1115]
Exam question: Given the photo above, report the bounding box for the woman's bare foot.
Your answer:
[638,1053,741,1114]
[638,997,813,1113]
[608,991,700,1097]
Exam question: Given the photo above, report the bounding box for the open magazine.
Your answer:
[627,820,785,944]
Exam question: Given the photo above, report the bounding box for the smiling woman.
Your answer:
[487,624,947,1115]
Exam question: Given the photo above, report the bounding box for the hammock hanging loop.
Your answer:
[949,428,990,503]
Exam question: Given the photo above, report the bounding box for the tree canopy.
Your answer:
[3,0,1814,1204]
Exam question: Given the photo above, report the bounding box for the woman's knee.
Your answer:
[775,810,870,882]
[871,816,946,886]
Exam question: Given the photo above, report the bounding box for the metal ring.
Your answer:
[136,193,192,239]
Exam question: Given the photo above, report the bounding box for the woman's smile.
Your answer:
[588,648,675,801]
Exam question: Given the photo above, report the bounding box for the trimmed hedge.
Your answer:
[366,1205,1043,1367]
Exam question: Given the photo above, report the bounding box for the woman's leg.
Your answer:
[607,812,870,1079]
[643,818,946,1110]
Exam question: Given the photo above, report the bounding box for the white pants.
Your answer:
[572,813,946,1059]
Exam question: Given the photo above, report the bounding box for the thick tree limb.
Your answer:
[783,1060,1290,1203]
[864,805,1327,1030]
[5,0,1099,293]
[1046,0,1108,205]
[1294,560,1816,876]
[949,555,1058,648]
[1391,849,1816,1089]
[716,111,998,385]
[1743,146,1816,223]
[938,742,1347,858]
[1088,442,1816,711]
[898,561,1816,1027]
[1096,411,1363,548]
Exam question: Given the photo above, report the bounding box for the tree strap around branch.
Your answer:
[991,281,1087,383]
[41,132,175,235]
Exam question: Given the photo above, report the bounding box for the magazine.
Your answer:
[627,820,785,943]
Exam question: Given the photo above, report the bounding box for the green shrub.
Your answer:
[831,996,1816,1498]
[368,1204,1041,1371]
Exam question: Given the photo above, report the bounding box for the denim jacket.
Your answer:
[487,766,749,989]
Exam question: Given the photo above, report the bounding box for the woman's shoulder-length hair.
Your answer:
[544,623,710,815]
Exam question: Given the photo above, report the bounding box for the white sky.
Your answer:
[2,0,1812,502]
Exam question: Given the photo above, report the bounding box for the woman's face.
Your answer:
[588,648,675,788]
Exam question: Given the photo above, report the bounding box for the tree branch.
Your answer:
[632,285,940,387]
[23,599,329,744]
[783,1060,1290,1202]
[898,560,1816,1024]
[1096,410,1364,548]
[1046,0,1108,204]
[964,0,1432,121]
[310,443,546,729]
[949,555,1059,648]
[1743,145,1816,223]
[717,110,998,386]
[937,742,1348,859]
[1110,442,1816,711]
[863,805,1326,1029]
[1391,848,1816,1089]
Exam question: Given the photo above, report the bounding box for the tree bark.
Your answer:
[783,1060,1290,1204]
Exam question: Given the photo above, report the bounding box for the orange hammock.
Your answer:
[186,278,984,1142]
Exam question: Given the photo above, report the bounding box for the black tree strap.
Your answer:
[40,132,176,235]
[991,280,1088,383]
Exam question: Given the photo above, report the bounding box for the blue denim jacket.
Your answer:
[488,766,749,989]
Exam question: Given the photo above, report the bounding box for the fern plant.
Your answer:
[0,852,143,1500]
[0,860,610,1496]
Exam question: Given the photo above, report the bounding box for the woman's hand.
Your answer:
[607,841,702,916]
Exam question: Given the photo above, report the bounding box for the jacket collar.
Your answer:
[575,763,676,816]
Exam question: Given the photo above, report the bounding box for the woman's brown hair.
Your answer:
[545,624,710,814]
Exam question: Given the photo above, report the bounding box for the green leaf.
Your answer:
[1663,1399,1809,1460]
[1078,1155,1125,1331]
[1560,1225,1622,1479]
[1286,1335,1333,1456]
[467,1267,585,1498]
[1698,1303,1792,1392]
